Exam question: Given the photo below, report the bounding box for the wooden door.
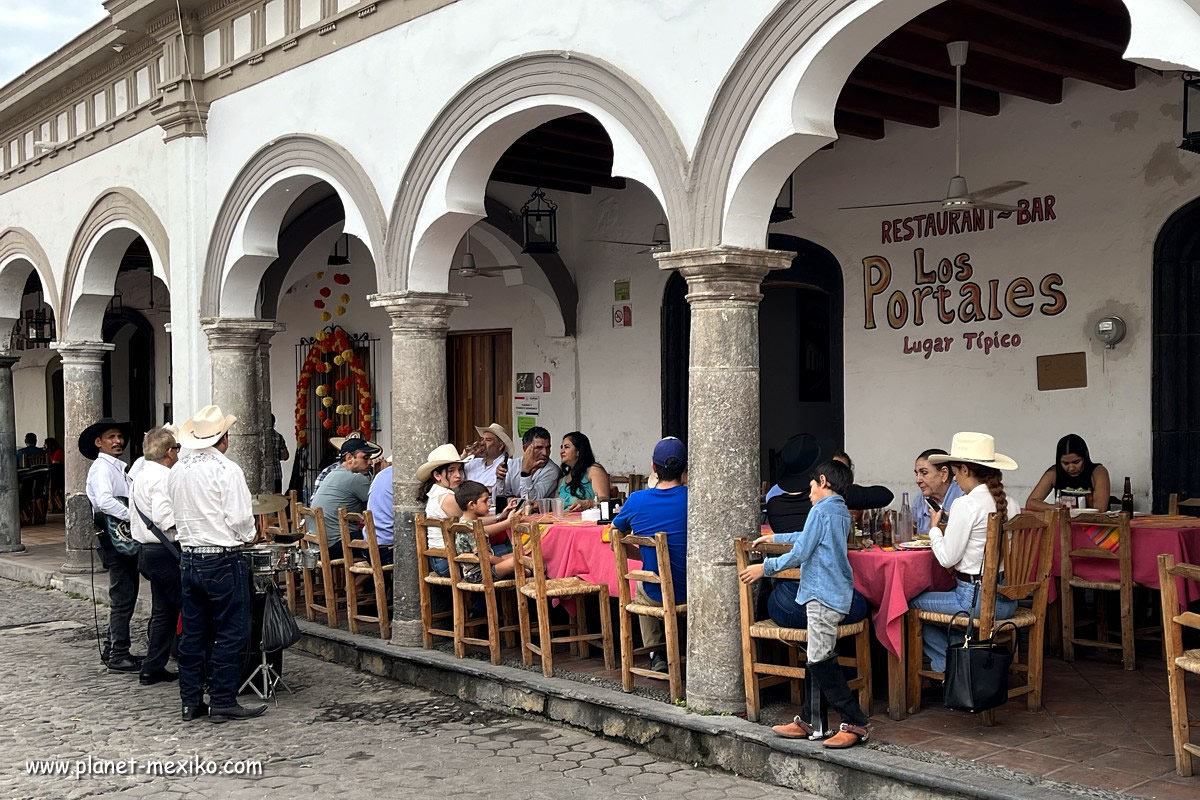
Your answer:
[447,330,513,451]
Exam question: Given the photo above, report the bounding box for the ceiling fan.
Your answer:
[840,41,1026,213]
[452,234,523,279]
[588,221,670,254]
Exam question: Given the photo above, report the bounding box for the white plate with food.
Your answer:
[1068,508,1100,517]
[896,539,933,550]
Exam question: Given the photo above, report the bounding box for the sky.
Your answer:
[0,1,108,87]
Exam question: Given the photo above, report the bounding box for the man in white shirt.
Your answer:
[82,416,141,673]
[168,405,265,724]
[130,426,182,686]
[464,423,513,491]
[128,423,179,484]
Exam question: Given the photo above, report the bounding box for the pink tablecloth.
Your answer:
[848,548,954,657]
[1053,516,1200,608]
[539,522,639,601]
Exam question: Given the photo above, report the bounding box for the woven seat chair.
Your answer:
[414,513,457,649]
[610,530,687,701]
[1061,510,1160,671]
[297,504,345,628]
[734,538,871,722]
[1168,493,1200,516]
[446,519,520,663]
[907,511,1055,719]
[1157,553,1200,777]
[512,520,615,677]
[261,495,299,613]
[342,509,393,640]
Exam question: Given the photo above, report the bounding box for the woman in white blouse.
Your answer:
[909,433,1020,673]
[416,444,469,577]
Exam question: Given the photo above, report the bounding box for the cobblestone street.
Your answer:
[0,578,815,800]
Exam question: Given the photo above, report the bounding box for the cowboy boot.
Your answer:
[807,656,870,748]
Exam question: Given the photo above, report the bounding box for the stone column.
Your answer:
[54,341,115,573]
[655,246,792,714]
[0,354,25,553]
[201,318,284,494]
[369,291,468,646]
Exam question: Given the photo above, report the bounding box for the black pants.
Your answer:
[137,543,181,674]
[98,540,140,660]
[179,552,251,709]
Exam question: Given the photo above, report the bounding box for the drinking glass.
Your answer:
[551,498,565,519]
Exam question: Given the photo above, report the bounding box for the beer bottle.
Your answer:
[1121,478,1133,514]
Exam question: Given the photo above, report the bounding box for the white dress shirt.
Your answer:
[168,447,255,548]
[464,454,509,489]
[127,456,146,484]
[86,452,131,521]
[929,482,1020,575]
[131,460,177,544]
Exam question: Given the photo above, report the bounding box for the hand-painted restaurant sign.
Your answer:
[861,198,1065,359]
[879,195,1057,244]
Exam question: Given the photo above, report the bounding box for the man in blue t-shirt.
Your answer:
[611,437,687,673]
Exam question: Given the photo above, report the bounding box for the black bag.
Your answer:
[261,582,301,652]
[96,512,140,557]
[942,611,1016,713]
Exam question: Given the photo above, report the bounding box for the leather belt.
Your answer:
[954,571,982,584]
[182,545,242,555]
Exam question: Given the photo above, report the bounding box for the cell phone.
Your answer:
[925,496,941,513]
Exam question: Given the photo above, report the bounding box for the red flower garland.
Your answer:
[295,328,372,446]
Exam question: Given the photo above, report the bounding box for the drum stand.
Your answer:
[240,574,292,701]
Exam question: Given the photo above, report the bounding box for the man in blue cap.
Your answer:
[611,437,688,673]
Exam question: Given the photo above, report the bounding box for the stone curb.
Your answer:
[0,551,153,616]
[292,621,1086,800]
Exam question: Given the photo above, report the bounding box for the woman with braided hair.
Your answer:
[909,433,1020,673]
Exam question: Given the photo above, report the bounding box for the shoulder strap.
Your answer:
[132,496,180,560]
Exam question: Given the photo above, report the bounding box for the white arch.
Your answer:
[220,168,375,318]
[408,95,667,293]
[720,0,1200,247]
[66,220,168,341]
[0,254,51,334]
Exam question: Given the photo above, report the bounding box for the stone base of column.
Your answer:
[389,618,424,648]
[683,561,747,714]
[61,494,100,574]
[0,543,25,553]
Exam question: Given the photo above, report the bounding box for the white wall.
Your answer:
[12,349,55,443]
[769,72,1196,506]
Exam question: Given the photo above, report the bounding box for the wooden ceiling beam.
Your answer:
[851,58,1000,115]
[833,110,886,140]
[960,0,1129,52]
[495,152,617,183]
[902,7,1135,90]
[504,138,615,168]
[836,85,941,128]
[872,31,1063,104]
[489,172,596,195]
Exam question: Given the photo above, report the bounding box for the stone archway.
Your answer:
[203,134,387,319]
[0,228,57,332]
[691,0,1200,248]
[386,51,690,293]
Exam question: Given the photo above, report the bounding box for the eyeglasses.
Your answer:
[169,445,182,451]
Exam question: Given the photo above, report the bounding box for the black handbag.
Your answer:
[95,511,140,557]
[261,583,301,652]
[942,611,1017,713]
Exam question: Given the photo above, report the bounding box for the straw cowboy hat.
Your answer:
[178,405,238,449]
[927,432,1018,471]
[474,423,514,455]
[416,444,468,482]
[78,417,131,460]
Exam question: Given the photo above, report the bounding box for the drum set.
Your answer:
[238,493,310,700]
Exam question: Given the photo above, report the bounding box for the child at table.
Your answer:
[738,459,870,749]
[453,481,520,583]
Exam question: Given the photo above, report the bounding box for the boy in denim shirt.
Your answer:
[738,459,870,749]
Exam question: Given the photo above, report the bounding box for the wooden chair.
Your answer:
[297,504,345,628]
[414,513,457,648]
[18,466,49,526]
[1061,510,1160,671]
[260,499,299,614]
[342,509,393,640]
[446,519,520,664]
[907,511,1055,717]
[512,519,615,677]
[734,538,872,722]
[610,529,687,701]
[1157,553,1200,777]
[1169,493,1200,516]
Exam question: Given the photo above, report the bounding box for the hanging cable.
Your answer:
[175,0,208,139]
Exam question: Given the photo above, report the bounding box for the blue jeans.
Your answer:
[428,556,449,578]
[910,578,1017,672]
[767,580,869,628]
[179,552,251,709]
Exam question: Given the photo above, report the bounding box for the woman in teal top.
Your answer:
[557,431,611,511]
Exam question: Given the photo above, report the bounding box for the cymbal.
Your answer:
[251,493,289,516]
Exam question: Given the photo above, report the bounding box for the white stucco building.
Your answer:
[1,0,1198,712]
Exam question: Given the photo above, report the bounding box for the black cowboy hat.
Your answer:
[78,418,131,460]
[776,433,826,493]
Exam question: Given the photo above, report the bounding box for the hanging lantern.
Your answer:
[23,289,55,347]
[770,174,794,224]
[521,187,558,254]
[327,233,351,266]
[1182,73,1200,154]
